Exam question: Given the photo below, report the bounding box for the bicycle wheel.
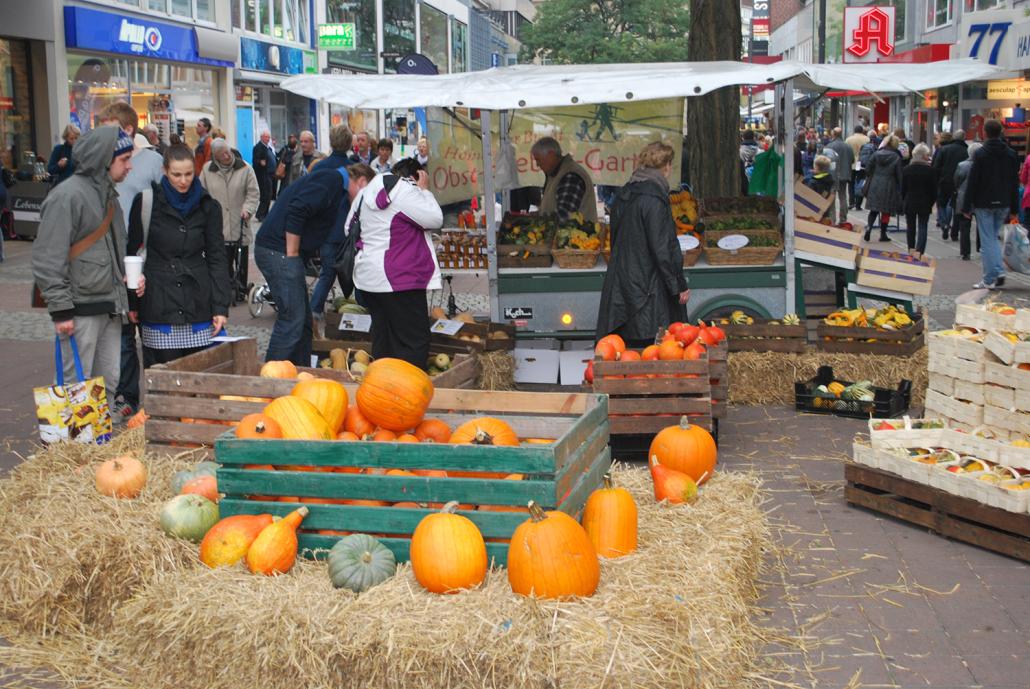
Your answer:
[247,283,266,318]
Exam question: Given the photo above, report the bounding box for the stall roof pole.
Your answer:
[483,110,500,322]
[783,78,797,316]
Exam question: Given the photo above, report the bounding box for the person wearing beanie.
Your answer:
[33,125,144,406]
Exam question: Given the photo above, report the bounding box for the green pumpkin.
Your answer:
[327,534,396,593]
[159,494,219,543]
[171,461,219,494]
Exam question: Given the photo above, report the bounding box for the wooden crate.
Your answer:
[955,303,1016,331]
[326,313,516,353]
[592,356,711,436]
[856,249,936,297]
[214,389,611,566]
[793,218,861,264]
[497,242,553,268]
[927,331,987,363]
[984,360,1030,392]
[983,331,1030,366]
[985,405,1030,440]
[928,372,955,397]
[709,340,728,419]
[723,320,807,353]
[924,388,983,428]
[794,178,834,220]
[927,354,984,385]
[845,463,1030,563]
[953,379,986,406]
[311,339,479,389]
[816,313,925,355]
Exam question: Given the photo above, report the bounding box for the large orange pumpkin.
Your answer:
[414,418,452,443]
[507,501,600,598]
[658,339,684,361]
[343,404,376,437]
[95,455,147,498]
[263,396,333,440]
[291,378,349,433]
[200,514,273,568]
[581,474,637,558]
[355,358,433,432]
[410,501,487,594]
[236,413,283,439]
[648,416,717,483]
[450,417,519,446]
[246,506,308,575]
[260,360,298,379]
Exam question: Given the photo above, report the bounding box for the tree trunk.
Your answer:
[687,0,743,200]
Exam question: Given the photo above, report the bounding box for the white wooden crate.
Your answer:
[928,331,988,363]
[928,355,985,384]
[867,417,949,450]
[984,360,1030,392]
[999,444,1030,471]
[953,379,985,406]
[955,303,1015,331]
[985,404,1030,439]
[984,383,1015,410]
[1015,308,1030,332]
[928,373,955,397]
[981,331,1030,365]
[925,389,984,428]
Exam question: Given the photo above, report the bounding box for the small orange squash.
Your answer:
[581,474,637,558]
[263,396,332,440]
[200,514,273,568]
[336,431,360,441]
[414,418,452,443]
[648,416,717,483]
[370,428,397,442]
[236,413,283,439]
[260,360,298,379]
[246,506,309,575]
[648,455,699,504]
[410,501,487,594]
[95,455,147,498]
[450,417,519,446]
[126,408,149,429]
[180,474,219,503]
[355,358,434,432]
[343,404,376,437]
[396,433,419,443]
[291,378,349,433]
[507,501,599,598]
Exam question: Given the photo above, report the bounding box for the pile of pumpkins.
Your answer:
[584,322,726,384]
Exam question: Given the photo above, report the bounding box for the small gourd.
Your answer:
[246,506,309,575]
[327,534,397,592]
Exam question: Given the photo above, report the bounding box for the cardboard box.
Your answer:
[513,348,560,384]
[793,177,834,220]
[856,249,936,296]
[558,350,593,386]
[793,218,861,263]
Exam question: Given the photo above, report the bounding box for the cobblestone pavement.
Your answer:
[1,210,1028,687]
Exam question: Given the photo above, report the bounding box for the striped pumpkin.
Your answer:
[263,396,333,440]
[291,378,349,433]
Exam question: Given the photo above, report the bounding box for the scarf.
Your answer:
[215,152,235,175]
[161,177,204,216]
[628,165,670,194]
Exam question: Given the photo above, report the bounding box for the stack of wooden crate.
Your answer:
[925,330,988,429]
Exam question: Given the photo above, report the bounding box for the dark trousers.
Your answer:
[954,214,980,256]
[364,289,431,370]
[256,173,271,219]
[309,240,340,315]
[142,344,208,368]
[225,243,250,295]
[905,210,930,254]
[866,210,889,236]
[255,245,313,367]
[852,171,866,208]
[115,322,140,407]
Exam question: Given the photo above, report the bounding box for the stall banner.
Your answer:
[427,100,683,205]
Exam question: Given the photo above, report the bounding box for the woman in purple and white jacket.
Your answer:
[349,157,443,369]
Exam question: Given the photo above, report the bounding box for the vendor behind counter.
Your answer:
[531,137,598,222]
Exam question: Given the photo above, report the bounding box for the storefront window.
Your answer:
[246,0,258,32]
[451,19,467,73]
[197,0,213,21]
[259,0,273,36]
[330,105,378,140]
[420,4,449,74]
[68,54,129,133]
[327,0,377,72]
[0,39,34,171]
[383,0,416,73]
[148,0,167,11]
[926,0,952,29]
[171,0,191,17]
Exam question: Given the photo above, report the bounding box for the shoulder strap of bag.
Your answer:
[138,188,153,260]
[68,202,115,261]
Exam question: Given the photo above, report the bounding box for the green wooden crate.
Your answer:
[215,389,610,566]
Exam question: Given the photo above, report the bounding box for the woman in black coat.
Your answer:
[901,143,939,258]
[863,136,904,242]
[127,144,231,367]
[596,142,689,346]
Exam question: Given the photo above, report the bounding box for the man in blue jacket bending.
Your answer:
[254,161,375,366]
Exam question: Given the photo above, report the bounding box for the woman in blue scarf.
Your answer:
[127,143,231,367]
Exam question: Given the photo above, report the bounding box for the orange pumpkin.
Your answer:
[291,378,349,433]
[649,455,699,504]
[95,455,147,498]
[355,358,434,432]
[263,396,333,440]
[648,416,717,483]
[393,501,422,508]
[336,431,360,441]
[180,474,219,503]
[414,418,452,443]
[658,339,684,361]
[450,417,519,446]
[236,413,283,439]
[683,341,706,360]
[343,498,390,507]
[370,428,397,442]
[641,345,660,361]
[343,404,376,437]
[126,408,149,429]
[620,350,641,362]
[260,360,298,379]
[581,474,637,558]
[507,501,600,599]
[412,468,448,478]
[200,514,273,568]
[594,340,618,362]
[386,468,416,476]
[597,334,626,356]
[396,433,420,443]
[246,506,309,575]
[410,501,488,594]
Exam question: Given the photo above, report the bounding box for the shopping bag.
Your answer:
[1002,223,1030,274]
[33,336,113,445]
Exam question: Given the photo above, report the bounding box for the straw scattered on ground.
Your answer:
[729,347,928,408]
[477,350,516,391]
[0,459,778,689]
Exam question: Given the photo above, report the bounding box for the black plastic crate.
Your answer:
[794,365,911,419]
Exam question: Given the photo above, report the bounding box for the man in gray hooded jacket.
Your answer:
[33,125,140,400]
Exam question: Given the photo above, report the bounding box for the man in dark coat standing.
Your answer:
[251,130,276,220]
[932,129,968,240]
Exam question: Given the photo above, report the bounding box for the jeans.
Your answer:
[905,211,929,254]
[974,207,1008,285]
[255,245,312,366]
[114,323,140,407]
[309,240,341,315]
[57,314,122,403]
[936,195,953,233]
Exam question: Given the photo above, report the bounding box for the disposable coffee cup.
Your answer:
[124,256,144,289]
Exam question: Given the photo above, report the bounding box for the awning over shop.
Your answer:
[281,59,1000,110]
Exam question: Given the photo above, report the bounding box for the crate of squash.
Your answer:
[552,213,605,269]
[427,308,516,352]
[816,305,925,355]
[719,311,807,353]
[313,339,478,389]
[497,213,555,268]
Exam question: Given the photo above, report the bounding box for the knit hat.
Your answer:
[113,130,134,160]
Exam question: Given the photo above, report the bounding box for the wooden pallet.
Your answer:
[845,464,1030,563]
[215,389,610,566]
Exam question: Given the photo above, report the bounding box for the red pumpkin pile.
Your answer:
[585,322,725,383]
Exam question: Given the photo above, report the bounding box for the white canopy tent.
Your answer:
[281,59,1000,323]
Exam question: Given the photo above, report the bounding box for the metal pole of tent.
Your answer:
[482,110,500,322]
[783,78,797,315]
[499,110,511,214]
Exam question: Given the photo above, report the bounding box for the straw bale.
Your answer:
[0,429,200,638]
[477,350,516,391]
[11,467,770,689]
[728,347,928,407]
